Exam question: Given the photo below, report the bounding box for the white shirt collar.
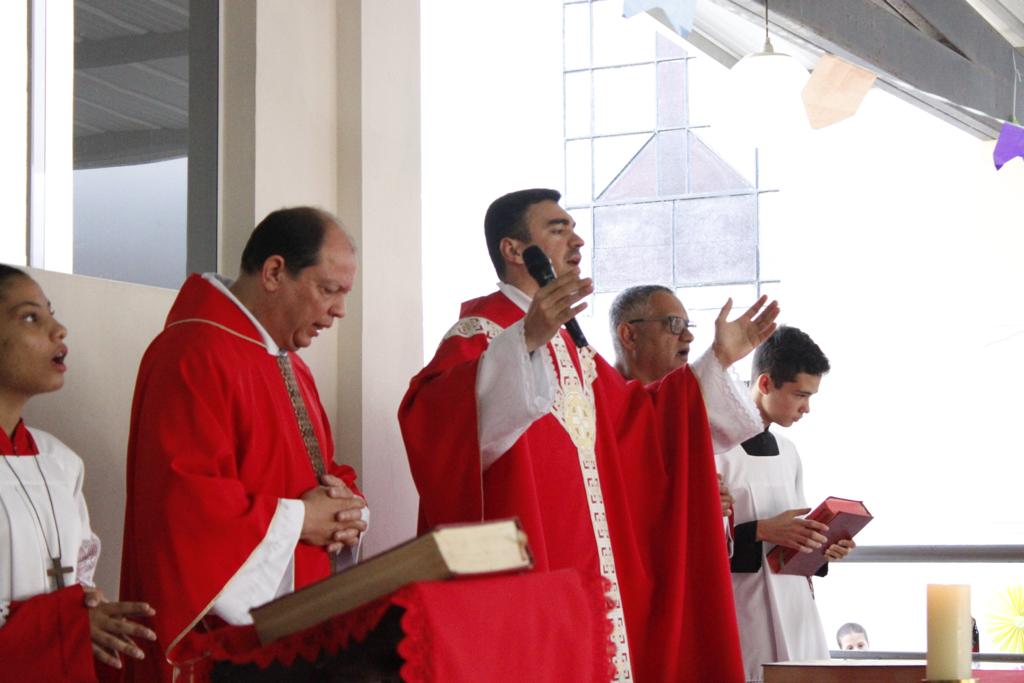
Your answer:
[202,273,282,356]
[497,282,533,313]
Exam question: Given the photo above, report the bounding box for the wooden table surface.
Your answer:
[763,659,1024,683]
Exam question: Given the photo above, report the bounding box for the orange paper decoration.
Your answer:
[802,54,877,129]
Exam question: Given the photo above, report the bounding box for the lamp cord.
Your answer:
[764,0,769,46]
[762,0,773,53]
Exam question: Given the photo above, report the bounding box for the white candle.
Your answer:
[927,584,972,680]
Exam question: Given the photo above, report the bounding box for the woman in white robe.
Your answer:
[0,265,155,681]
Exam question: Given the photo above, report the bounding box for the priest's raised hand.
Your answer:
[522,269,594,353]
[711,294,780,368]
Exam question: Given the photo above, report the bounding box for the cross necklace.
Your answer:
[2,455,72,589]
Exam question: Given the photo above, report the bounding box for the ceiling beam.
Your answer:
[74,128,187,169]
[714,0,1024,138]
[75,30,189,70]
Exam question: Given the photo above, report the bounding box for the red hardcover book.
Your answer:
[766,497,872,576]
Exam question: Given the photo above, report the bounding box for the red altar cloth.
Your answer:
[176,569,614,683]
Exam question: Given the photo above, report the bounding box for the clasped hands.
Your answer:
[756,507,856,561]
[300,474,367,553]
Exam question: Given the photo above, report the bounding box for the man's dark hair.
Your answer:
[836,622,868,647]
[240,207,343,276]
[609,285,674,358]
[0,264,29,296]
[752,325,830,386]
[484,188,561,280]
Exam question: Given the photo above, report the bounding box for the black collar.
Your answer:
[740,428,779,456]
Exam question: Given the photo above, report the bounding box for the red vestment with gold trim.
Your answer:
[399,291,744,682]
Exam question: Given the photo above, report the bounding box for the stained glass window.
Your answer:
[563,2,773,298]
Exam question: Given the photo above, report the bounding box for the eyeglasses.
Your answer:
[627,316,696,336]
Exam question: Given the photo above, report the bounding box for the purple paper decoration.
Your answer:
[993,121,1024,170]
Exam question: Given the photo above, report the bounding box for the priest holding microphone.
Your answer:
[399,188,778,682]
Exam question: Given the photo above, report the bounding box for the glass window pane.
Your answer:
[673,195,757,285]
[74,159,187,287]
[594,201,671,248]
[565,70,592,139]
[592,133,649,199]
[573,207,594,279]
[675,284,759,314]
[816,563,1023,654]
[657,60,687,129]
[656,33,687,60]
[688,131,754,194]
[686,52,730,127]
[593,246,673,292]
[593,64,656,135]
[563,3,591,71]
[582,291,622,359]
[73,0,193,288]
[657,129,687,196]
[757,190,785,282]
[591,0,656,68]
[689,127,757,187]
[564,139,593,208]
[598,134,656,201]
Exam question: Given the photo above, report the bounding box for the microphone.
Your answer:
[522,245,590,349]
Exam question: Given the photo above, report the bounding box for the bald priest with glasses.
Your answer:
[609,282,777,440]
[609,284,777,535]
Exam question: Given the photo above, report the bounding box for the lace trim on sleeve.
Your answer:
[0,601,9,628]
[76,532,102,588]
[690,350,762,453]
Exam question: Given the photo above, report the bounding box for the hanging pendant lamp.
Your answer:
[728,0,809,144]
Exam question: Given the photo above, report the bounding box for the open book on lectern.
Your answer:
[250,518,533,644]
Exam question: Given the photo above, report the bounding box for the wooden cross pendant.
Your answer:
[48,556,72,589]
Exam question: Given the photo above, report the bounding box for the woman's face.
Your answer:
[0,276,68,400]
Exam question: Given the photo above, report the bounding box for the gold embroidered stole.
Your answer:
[548,333,633,682]
[446,314,634,681]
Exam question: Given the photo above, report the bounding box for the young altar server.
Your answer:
[716,326,855,682]
[0,264,156,682]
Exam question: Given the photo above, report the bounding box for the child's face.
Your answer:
[758,372,821,428]
[0,276,68,401]
[839,632,869,650]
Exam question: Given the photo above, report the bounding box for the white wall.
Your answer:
[73,158,188,289]
[222,0,424,558]
[337,0,423,557]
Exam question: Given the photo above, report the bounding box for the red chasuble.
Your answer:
[0,584,97,682]
[399,291,743,683]
[117,275,360,683]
